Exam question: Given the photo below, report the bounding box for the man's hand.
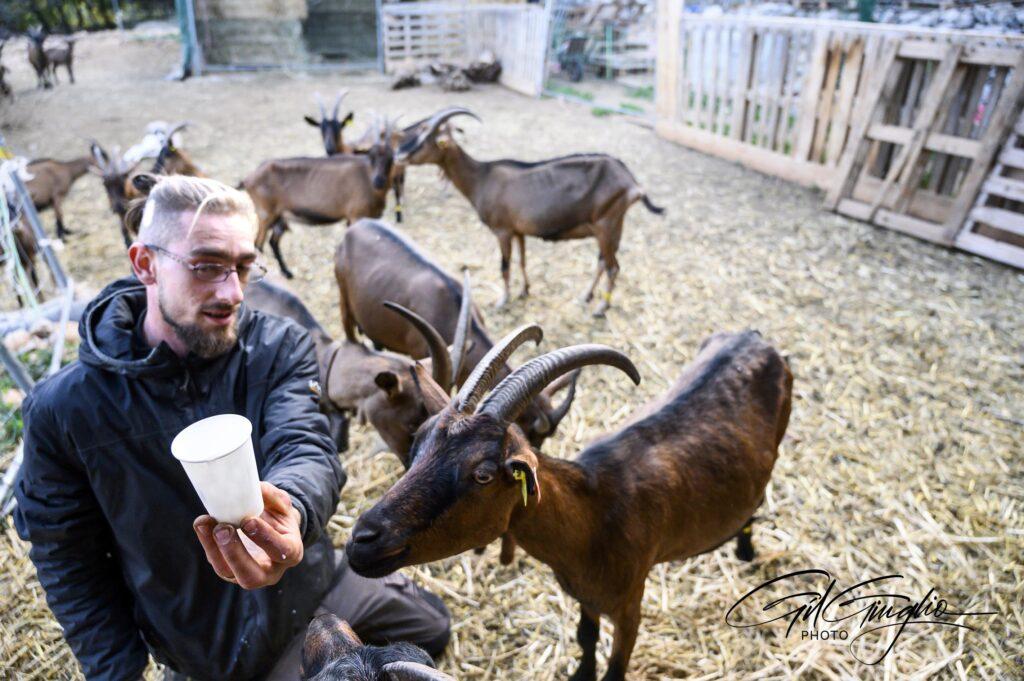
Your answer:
[193,482,304,590]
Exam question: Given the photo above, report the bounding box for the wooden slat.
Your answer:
[981,175,1024,203]
[868,124,982,158]
[824,35,864,166]
[655,0,682,123]
[998,147,1024,169]
[852,176,954,223]
[810,35,843,163]
[900,41,1022,67]
[794,28,830,160]
[970,205,1024,237]
[825,37,901,208]
[765,31,790,151]
[943,50,1024,242]
[706,24,721,133]
[955,230,1024,268]
[867,44,962,222]
[730,27,755,140]
[693,25,706,129]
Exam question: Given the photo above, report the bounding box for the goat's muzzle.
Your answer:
[346,517,410,578]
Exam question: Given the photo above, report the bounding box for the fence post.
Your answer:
[656,0,683,125]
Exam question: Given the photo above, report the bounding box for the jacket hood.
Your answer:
[78,276,251,379]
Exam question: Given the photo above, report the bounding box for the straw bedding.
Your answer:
[0,30,1021,680]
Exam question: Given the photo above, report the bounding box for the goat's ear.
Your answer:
[303,115,319,127]
[301,614,362,678]
[383,661,456,681]
[375,371,401,400]
[505,450,541,506]
[342,112,354,127]
[131,173,159,196]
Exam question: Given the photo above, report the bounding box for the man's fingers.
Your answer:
[241,516,302,565]
[194,517,236,582]
[260,481,293,514]
[214,523,273,589]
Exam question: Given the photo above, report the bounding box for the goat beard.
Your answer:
[158,291,238,359]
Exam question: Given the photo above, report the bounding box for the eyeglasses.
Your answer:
[146,244,267,284]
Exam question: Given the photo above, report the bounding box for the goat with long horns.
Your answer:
[346,328,792,680]
[397,107,665,316]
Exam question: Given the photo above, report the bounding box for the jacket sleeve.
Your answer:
[13,393,149,681]
[259,326,347,546]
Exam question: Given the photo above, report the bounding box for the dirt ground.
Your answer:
[2,28,1023,681]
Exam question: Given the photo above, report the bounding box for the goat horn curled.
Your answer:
[477,345,641,426]
[401,107,481,156]
[382,301,453,391]
[455,323,542,414]
[450,269,472,383]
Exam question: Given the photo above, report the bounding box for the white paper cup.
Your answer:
[171,414,264,526]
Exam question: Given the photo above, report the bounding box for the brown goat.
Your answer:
[399,107,664,316]
[26,29,50,89]
[301,614,454,680]
[25,156,93,239]
[304,91,355,156]
[346,329,792,680]
[245,276,470,463]
[241,121,398,279]
[335,219,579,452]
[44,36,75,85]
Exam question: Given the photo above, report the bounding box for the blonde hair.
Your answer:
[131,175,257,247]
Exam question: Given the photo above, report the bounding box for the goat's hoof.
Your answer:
[281,270,295,280]
[518,288,530,300]
[568,666,597,681]
[473,546,486,555]
[591,306,608,318]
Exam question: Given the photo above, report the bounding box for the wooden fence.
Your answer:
[381,2,550,96]
[655,9,1024,268]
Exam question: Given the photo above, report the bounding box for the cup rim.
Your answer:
[171,413,253,464]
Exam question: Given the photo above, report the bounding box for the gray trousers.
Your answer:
[164,551,450,681]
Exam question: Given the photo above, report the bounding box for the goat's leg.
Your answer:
[579,253,604,305]
[496,231,512,309]
[601,596,642,681]
[52,198,73,238]
[499,533,517,565]
[269,218,294,279]
[66,61,75,84]
[735,517,756,561]
[568,607,600,681]
[515,233,530,299]
[592,221,623,318]
[393,170,405,223]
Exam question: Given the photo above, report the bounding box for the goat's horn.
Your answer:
[450,269,472,384]
[89,140,108,168]
[454,324,542,414]
[165,121,189,148]
[332,89,349,120]
[477,345,640,425]
[383,301,453,392]
[543,368,581,433]
[400,107,481,157]
[313,91,327,119]
[382,661,457,681]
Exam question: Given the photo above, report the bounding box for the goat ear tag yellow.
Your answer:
[513,469,529,507]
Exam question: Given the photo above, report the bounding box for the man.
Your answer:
[14,176,450,680]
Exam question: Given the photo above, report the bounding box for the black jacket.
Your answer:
[14,277,347,681]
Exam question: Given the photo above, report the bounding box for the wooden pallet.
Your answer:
[954,108,1024,268]
[826,39,1024,249]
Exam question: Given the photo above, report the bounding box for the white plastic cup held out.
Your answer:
[171,414,264,526]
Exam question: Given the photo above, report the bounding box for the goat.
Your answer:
[301,614,454,681]
[346,329,792,680]
[245,275,471,463]
[241,119,398,279]
[336,219,578,451]
[44,36,75,85]
[2,221,41,306]
[25,156,93,239]
[26,29,50,89]
[398,107,665,316]
[305,95,408,225]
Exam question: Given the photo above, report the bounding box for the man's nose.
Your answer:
[216,271,245,305]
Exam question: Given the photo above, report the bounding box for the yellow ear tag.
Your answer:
[512,469,529,507]
[396,204,403,213]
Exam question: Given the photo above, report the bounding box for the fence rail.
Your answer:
[381,1,550,96]
[655,8,1024,268]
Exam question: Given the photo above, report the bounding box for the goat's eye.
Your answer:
[473,469,494,485]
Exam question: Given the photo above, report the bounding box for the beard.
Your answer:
[158,288,239,359]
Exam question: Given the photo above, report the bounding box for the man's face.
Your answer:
[155,211,257,358]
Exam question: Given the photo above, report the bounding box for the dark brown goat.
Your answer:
[301,614,454,680]
[335,219,579,451]
[399,107,664,316]
[304,91,355,156]
[44,36,75,84]
[245,276,470,463]
[26,29,50,89]
[25,156,93,239]
[346,330,792,680]
[241,121,398,279]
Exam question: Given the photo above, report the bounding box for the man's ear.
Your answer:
[505,450,541,505]
[303,115,320,127]
[301,614,362,678]
[128,243,157,285]
[375,371,401,400]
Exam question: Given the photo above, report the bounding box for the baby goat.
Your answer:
[347,329,792,680]
[399,107,664,316]
[301,614,454,680]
